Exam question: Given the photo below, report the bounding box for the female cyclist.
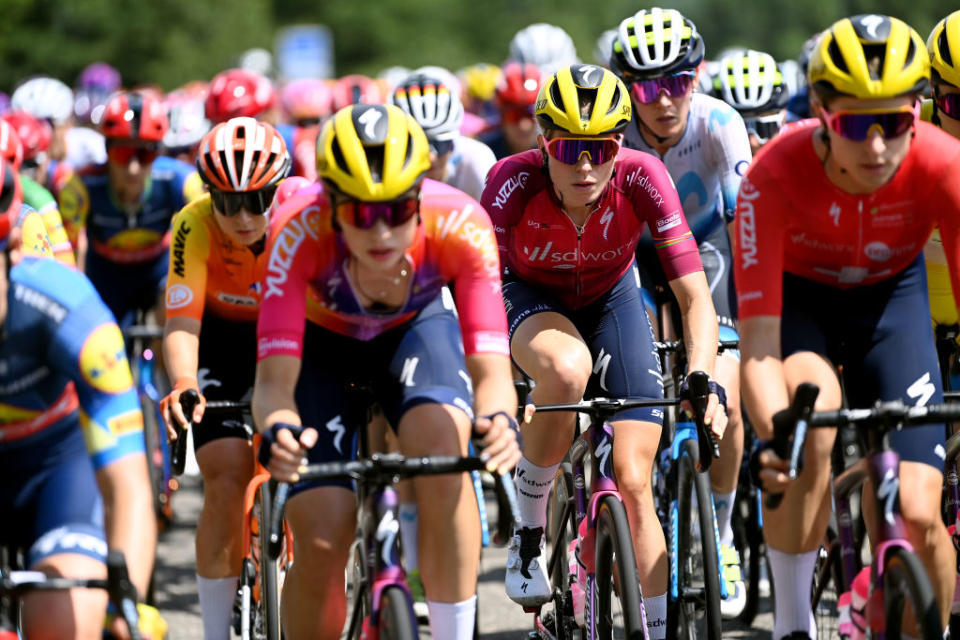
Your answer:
[482,63,727,635]
[741,15,960,637]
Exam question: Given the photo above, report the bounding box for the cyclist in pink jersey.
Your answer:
[252,104,519,640]
[740,15,960,637]
[482,64,727,633]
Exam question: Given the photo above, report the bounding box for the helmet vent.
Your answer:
[940,31,954,67]
[365,146,383,182]
[827,38,849,74]
[331,137,348,174]
[862,44,886,79]
[549,80,566,114]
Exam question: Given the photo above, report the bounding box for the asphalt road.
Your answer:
[154,476,777,638]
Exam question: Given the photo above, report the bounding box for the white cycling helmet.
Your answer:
[163,91,212,151]
[594,29,619,67]
[12,77,74,126]
[508,23,579,74]
[413,65,462,100]
[712,49,788,115]
[610,8,705,80]
[390,73,464,142]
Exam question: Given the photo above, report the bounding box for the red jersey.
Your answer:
[734,120,960,318]
[257,178,509,360]
[481,148,702,309]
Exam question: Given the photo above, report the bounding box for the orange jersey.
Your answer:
[164,194,266,322]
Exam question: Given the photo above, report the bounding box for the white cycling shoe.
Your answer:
[505,526,551,608]
[719,543,747,619]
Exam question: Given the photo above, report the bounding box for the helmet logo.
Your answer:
[358,107,383,141]
[578,65,597,85]
[856,14,888,41]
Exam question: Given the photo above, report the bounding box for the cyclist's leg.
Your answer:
[502,279,590,605]
[19,435,110,638]
[382,292,480,638]
[762,274,844,639]
[698,225,746,614]
[582,261,668,632]
[191,315,257,639]
[850,256,953,625]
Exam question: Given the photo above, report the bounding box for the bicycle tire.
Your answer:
[258,482,284,640]
[811,527,843,640]
[379,585,419,640]
[592,494,646,639]
[669,440,722,639]
[548,462,576,591]
[731,488,760,625]
[883,546,943,640]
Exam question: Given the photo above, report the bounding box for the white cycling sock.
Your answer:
[399,502,419,572]
[427,595,476,640]
[713,489,737,548]
[767,548,818,640]
[515,457,559,530]
[644,592,667,640]
[196,574,238,640]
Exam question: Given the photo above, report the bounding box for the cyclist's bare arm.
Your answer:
[161,316,201,431]
[739,315,788,440]
[467,352,520,473]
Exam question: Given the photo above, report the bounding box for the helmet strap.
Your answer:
[637,115,672,145]
[932,86,944,128]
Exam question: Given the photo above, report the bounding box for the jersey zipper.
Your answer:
[559,208,596,302]
[856,199,864,267]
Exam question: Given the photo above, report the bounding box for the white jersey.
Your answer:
[624,92,751,239]
[443,135,497,201]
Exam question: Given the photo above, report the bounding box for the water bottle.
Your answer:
[568,518,591,626]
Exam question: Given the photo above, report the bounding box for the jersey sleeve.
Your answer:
[164,204,211,321]
[707,104,752,222]
[45,269,144,470]
[931,158,960,318]
[57,172,89,247]
[257,191,323,360]
[479,150,542,273]
[23,177,76,266]
[626,154,703,280]
[18,207,55,261]
[441,197,510,357]
[733,168,784,318]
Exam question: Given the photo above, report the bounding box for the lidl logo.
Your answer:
[107,409,144,436]
[79,324,133,394]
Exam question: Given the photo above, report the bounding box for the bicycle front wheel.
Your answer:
[379,585,419,640]
[592,494,646,639]
[669,440,722,640]
[883,546,943,640]
[257,482,284,640]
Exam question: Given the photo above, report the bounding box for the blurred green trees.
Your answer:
[0,0,953,90]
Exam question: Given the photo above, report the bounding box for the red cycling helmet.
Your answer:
[331,74,383,111]
[0,160,22,247]
[206,68,276,123]
[496,62,542,107]
[0,121,23,171]
[3,111,52,160]
[100,91,169,142]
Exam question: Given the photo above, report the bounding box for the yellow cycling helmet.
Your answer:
[460,63,503,102]
[928,11,960,88]
[317,104,431,201]
[808,14,929,100]
[535,64,631,135]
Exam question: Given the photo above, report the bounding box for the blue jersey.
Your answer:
[0,257,144,470]
[58,155,203,264]
[625,93,752,240]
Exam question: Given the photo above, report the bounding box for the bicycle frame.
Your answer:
[535,416,649,639]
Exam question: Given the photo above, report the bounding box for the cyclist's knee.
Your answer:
[534,349,591,402]
[899,463,946,543]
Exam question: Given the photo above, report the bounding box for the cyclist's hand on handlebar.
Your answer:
[474,411,521,474]
[258,422,317,482]
[679,373,729,441]
[159,376,204,440]
[749,441,792,495]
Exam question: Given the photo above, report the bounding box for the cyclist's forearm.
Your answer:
[466,353,517,419]
[96,454,156,598]
[162,318,201,383]
[740,316,789,440]
[672,273,719,376]
[252,356,303,432]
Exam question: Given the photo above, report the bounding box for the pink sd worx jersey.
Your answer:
[734,120,960,318]
[257,179,509,360]
[482,148,702,309]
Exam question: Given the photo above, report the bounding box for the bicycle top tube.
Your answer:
[654,339,739,355]
[531,396,680,425]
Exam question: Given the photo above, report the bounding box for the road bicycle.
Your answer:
[0,550,142,639]
[174,391,292,640]
[770,383,960,639]
[527,371,714,640]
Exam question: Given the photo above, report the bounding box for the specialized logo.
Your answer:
[907,372,935,407]
[375,510,400,567]
[171,221,190,277]
[197,367,222,391]
[491,172,529,210]
[859,14,885,39]
[399,357,419,387]
[593,348,612,392]
[79,323,133,394]
[326,415,346,454]
[737,177,760,268]
[876,468,899,526]
[599,207,614,240]
[358,107,382,140]
[829,202,841,227]
[166,284,194,310]
[578,65,597,85]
